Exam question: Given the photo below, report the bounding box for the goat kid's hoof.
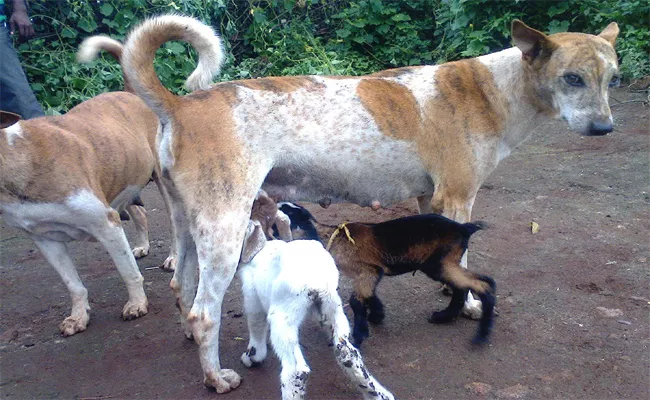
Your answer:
[122,300,148,320]
[367,312,385,325]
[204,369,242,393]
[428,311,456,324]
[241,353,263,368]
[132,246,150,259]
[161,255,176,272]
[59,314,90,336]
[471,334,490,346]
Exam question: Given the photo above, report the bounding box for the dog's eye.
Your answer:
[609,76,621,87]
[564,74,585,87]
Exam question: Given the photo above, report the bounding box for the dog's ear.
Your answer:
[598,22,619,47]
[0,111,22,129]
[240,220,267,264]
[511,20,557,62]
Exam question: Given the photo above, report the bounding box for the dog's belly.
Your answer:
[235,77,435,206]
[263,137,434,206]
[2,205,93,242]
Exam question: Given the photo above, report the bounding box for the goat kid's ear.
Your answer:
[511,20,557,63]
[598,22,619,47]
[241,220,267,264]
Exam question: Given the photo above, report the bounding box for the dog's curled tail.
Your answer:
[122,14,224,122]
[77,36,135,93]
[78,35,124,63]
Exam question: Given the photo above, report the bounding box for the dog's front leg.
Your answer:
[430,187,483,319]
[32,237,91,336]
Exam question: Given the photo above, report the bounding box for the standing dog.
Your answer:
[0,37,176,336]
[121,15,619,392]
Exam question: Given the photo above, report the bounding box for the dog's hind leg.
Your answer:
[153,173,178,272]
[32,237,91,336]
[163,181,197,339]
[89,208,148,320]
[186,202,254,393]
[126,205,150,258]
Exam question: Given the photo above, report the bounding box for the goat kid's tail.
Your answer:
[121,14,224,123]
[77,35,136,92]
[323,294,395,400]
[462,220,488,236]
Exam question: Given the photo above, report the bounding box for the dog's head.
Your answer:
[512,20,620,136]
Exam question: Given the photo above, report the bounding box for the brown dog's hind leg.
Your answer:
[126,205,150,258]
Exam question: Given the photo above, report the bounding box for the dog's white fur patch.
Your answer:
[234,78,434,206]
[4,122,23,146]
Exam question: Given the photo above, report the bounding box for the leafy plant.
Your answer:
[13,0,649,114]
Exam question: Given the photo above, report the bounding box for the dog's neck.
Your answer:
[477,47,552,156]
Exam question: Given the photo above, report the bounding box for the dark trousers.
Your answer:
[0,25,44,119]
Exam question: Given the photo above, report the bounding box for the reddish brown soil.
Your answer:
[1,88,648,399]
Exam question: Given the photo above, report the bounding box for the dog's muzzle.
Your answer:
[586,120,613,136]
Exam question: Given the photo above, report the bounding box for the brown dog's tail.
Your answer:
[121,15,225,124]
[77,36,134,93]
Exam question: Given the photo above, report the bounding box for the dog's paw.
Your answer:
[59,314,90,336]
[122,300,148,320]
[461,300,483,320]
[204,369,242,393]
[441,284,453,296]
[132,246,149,259]
[161,255,176,272]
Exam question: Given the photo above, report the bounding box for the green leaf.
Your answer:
[61,27,77,39]
[78,19,97,33]
[165,42,186,55]
[391,13,411,22]
[336,28,351,38]
[100,3,114,17]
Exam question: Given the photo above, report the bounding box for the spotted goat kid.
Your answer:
[238,220,394,400]
[326,214,496,347]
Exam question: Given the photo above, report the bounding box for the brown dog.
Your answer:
[0,37,178,336]
[120,15,619,392]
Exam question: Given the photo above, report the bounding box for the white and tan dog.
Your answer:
[0,37,177,336]
[120,15,619,392]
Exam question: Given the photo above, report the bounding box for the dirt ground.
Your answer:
[1,87,648,400]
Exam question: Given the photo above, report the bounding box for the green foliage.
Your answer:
[13,0,649,114]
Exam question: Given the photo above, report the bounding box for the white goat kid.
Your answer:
[238,220,394,400]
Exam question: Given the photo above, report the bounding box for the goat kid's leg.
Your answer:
[366,295,385,325]
[431,188,483,319]
[349,294,369,348]
[90,210,148,320]
[33,238,91,336]
[428,286,467,323]
[241,291,269,367]
[322,292,394,400]
[472,275,496,345]
[268,307,310,400]
[126,205,150,259]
